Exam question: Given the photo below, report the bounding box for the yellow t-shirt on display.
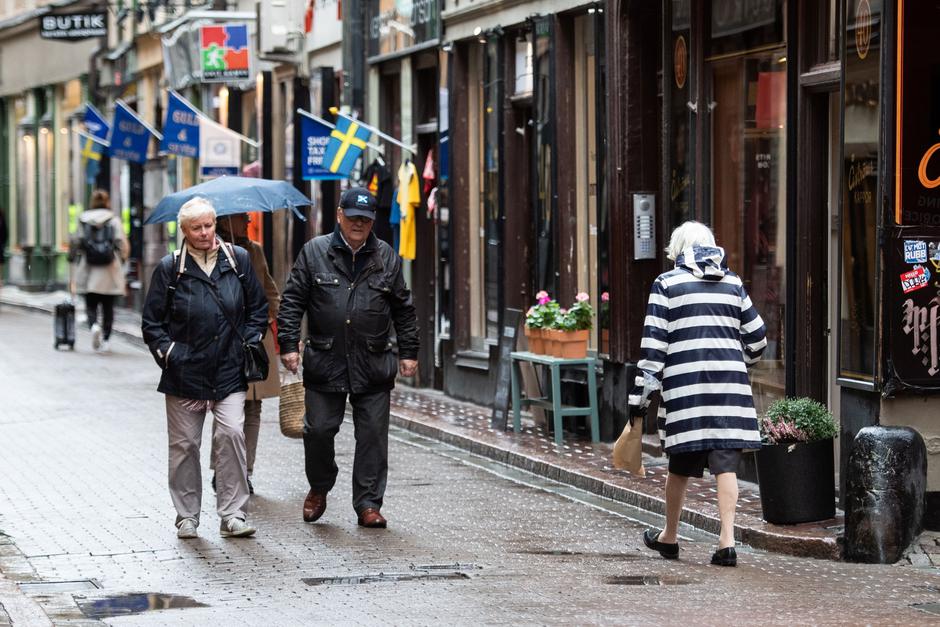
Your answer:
[397,161,420,260]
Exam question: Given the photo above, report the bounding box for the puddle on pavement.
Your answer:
[912,603,940,616]
[75,593,207,619]
[606,575,695,586]
[303,572,471,586]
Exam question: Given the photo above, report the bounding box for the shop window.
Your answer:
[533,16,556,297]
[838,0,880,383]
[708,49,788,414]
[666,0,693,228]
[708,0,785,57]
[573,13,607,352]
[482,37,503,340]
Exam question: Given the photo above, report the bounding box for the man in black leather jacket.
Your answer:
[278,187,418,528]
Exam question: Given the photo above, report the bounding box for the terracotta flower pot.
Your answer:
[525,326,545,354]
[543,329,561,356]
[553,329,590,359]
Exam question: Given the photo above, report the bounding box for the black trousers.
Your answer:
[85,293,116,339]
[303,388,390,514]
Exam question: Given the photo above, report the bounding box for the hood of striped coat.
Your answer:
[675,246,728,280]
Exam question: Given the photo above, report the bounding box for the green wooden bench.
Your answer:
[510,351,599,446]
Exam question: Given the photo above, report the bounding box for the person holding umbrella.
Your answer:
[211,213,280,494]
[141,197,269,539]
[278,187,419,528]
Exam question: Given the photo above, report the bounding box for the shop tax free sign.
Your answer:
[39,12,107,40]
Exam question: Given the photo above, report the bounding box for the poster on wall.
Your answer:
[896,0,940,226]
[885,227,940,394]
[367,0,440,58]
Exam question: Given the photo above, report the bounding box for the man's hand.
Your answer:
[399,359,418,377]
[281,352,300,374]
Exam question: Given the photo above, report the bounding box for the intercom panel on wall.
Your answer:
[633,193,656,260]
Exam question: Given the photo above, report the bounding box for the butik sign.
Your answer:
[39,12,107,40]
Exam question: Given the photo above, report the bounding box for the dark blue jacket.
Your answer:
[141,243,268,401]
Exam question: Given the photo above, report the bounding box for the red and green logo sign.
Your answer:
[200,24,250,82]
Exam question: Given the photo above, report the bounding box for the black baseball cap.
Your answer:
[339,187,377,220]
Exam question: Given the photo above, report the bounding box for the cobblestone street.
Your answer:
[2,307,940,625]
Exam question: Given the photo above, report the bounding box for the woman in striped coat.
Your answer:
[630,221,767,567]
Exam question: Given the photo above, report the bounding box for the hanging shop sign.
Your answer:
[896,0,940,226]
[39,12,107,40]
[199,118,240,177]
[199,24,251,82]
[367,0,440,58]
[885,228,940,394]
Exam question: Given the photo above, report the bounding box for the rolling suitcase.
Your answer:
[54,299,76,350]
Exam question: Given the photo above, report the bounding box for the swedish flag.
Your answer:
[81,137,105,184]
[322,116,372,178]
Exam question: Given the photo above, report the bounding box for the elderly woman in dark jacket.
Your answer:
[630,221,767,567]
[142,197,268,540]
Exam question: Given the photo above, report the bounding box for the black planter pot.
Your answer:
[755,438,836,525]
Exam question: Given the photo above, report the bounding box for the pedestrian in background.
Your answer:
[630,221,766,567]
[68,190,128,353]
[277,187,419,528]
[141,198,268,540]
[211,213,280,494]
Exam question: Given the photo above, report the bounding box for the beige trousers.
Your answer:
[210,399,261,474]
[166,392,249,524]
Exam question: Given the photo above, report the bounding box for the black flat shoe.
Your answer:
[643,528,679,559]
[711,547,737,566]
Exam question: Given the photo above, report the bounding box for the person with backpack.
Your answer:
[69,190,128,353]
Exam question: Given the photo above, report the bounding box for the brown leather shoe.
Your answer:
[303,490,327,523]
[357,508,387,528]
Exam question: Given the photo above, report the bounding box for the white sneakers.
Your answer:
[98,340,111,354]
[176,518,198,539]
[90,323,103,351]
[177,517,257,538]
[220,517,256,538]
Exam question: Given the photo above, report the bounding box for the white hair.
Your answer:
[177,197,217,227]
[666,220,716,261]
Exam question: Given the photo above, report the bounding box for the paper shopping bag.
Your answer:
[612,417,646,477]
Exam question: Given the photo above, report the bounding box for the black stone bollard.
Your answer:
[844,426,927,563]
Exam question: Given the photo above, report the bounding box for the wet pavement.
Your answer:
[2,304,940,624]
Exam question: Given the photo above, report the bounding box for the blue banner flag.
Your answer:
[108,101,157,163]
[161,92,200,158]
[300,114,346,181]
[321,115,372,177]
[84,104,109,141]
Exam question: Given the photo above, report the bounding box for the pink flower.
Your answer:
[576,292,590,302]
[527,307,536,316]
[536,290,549,300]
[559,308,568,314]
[601,291,610,302]
[537,296,551,305]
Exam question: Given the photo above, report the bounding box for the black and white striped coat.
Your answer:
[628,246,767,455]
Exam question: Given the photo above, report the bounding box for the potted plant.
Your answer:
[599,291,610,351]
[524,290,555,354]
[547,293,594,359]
[756,397,838,524]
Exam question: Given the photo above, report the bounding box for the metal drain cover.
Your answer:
[606,575,695,586]
[303,572,470,586]
[912,603,940,616]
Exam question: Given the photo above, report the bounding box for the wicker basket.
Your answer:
[278,379,306,439]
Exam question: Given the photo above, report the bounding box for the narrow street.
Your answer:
[1,307,939,625]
